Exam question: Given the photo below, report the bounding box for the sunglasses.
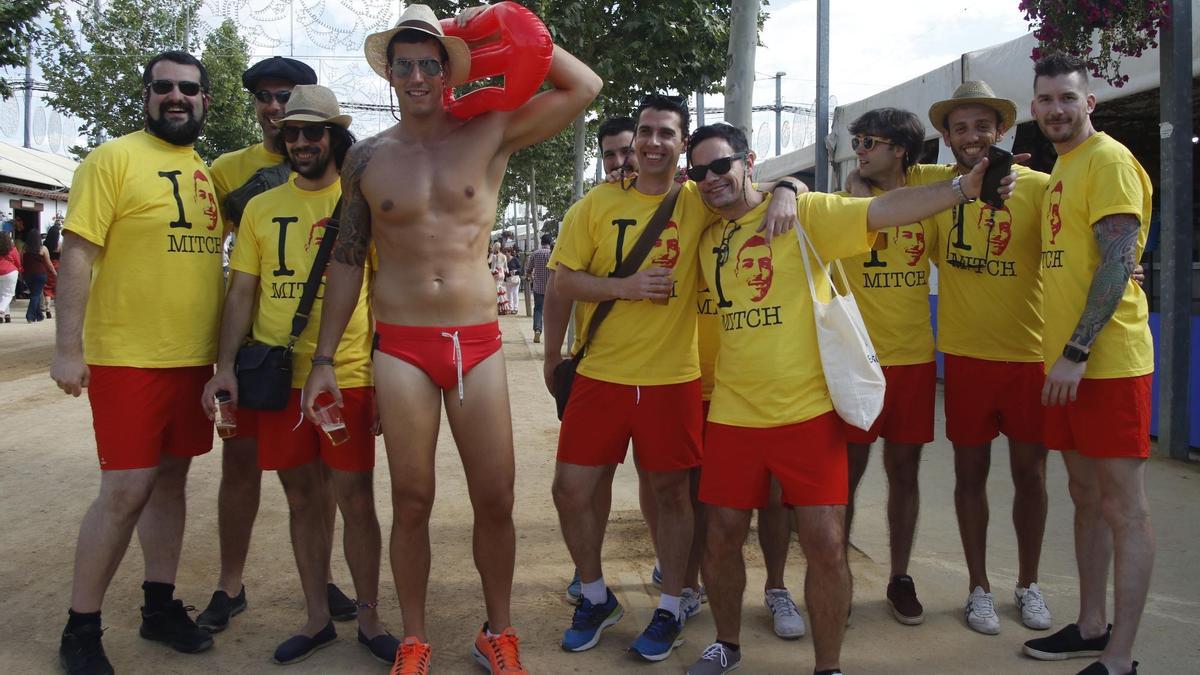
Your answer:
[282,124,330,143]
[147,79,202,96]
[391,58,444,78]
[254,89,291,105]
[851,135,895,151]
[687,153,747,183]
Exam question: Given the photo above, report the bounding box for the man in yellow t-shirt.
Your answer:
[924,81,1055,636]
[51,50,222,673]
[1021,54,1155,675]
[836,108,937,629]
[686,122,997,675]
[199,87,397,666]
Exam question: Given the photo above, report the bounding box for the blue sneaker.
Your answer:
[630,608,684,662]
[566,569,582,605]
[561,589,623,652]
[651,563,663,588]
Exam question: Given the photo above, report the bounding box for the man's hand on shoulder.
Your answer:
[758,180,805,242]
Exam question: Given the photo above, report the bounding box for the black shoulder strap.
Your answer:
[287,202,342,347]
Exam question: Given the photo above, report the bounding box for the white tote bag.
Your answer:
[795,224,886,430]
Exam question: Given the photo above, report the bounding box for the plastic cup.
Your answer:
[214,391,238,439]
[314,393,349,446]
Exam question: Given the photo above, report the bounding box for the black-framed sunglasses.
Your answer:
[147,79,202,96]
[714,222,742,267]
[391,58,444,78]
[282,124,330,143]
[254,89,291,105]
[687,153,747,183]
[850,135,895,151]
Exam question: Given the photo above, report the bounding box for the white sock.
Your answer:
[581,577,607,605]
[658,593,682,621]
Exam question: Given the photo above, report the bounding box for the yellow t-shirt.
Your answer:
[550,181,718,385]
[700,192,874,427]
[696,285,720,401]
[548,200,595,355]
[1040,132,1153,378]
[210,142,287,232]
[229,177,373,388]
[921,163,1048,362]
[835,178,934,366]
[65,130,224,367]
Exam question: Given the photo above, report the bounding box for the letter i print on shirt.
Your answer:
[609,219,636,276]
[272,216,298,277]
[158,170,192,229]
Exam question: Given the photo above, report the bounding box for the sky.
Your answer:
[0,0,1037,159]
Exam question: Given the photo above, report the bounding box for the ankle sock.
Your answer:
[66,609,101,632]
[657,593,681,622]
[142,581,175,611]
[580,577,607,605]
[717,640,740,652]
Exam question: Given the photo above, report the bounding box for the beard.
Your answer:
[289,146,331,179]
[146,101,206,146]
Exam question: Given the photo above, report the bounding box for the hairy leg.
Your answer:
[794,505,850,672]
[953,442,992,592]
[645,468,695,598]
[703,506,753,644]
[278,462,333,635]
[216,436,261,595]
[1095,456,1154,672]
[553,462,616,585]
[330,468,384,637]
[1009,440,1048,588]
[844,442,872,544]
[1061,452,1111,639]
[70,467,159,612]
[137,454,192,585]
[882,442,923,577]
[759,478,791,590]
[633,455,661,561]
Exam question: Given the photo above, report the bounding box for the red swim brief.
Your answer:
[374,321,502,401]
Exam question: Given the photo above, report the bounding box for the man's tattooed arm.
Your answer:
[332,138,379,267]
[1067,213,1141,350]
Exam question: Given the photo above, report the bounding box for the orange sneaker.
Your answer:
[390,636,431,675]
[472,623,528,674]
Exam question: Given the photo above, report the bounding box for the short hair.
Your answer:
[143,51,209,94]
[848,107,925,170]
[597,116,635,149]
[686,123,750,166]
[1034,52,1089,87]
[540,233,552,246]
[736,234,770,261]
[387,30,450,66]
[636,94,690,139]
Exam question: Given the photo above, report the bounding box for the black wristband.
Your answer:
[772,181,799,195]
[311,355,335,367]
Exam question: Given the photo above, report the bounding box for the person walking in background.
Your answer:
[505,246,522,315]
[0,232,20,323]
[525,234,552,342]
[22,228,55,323]
[42,219,63,319]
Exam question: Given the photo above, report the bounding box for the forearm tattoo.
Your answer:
[1069,213,1140,349]
[332,138,379,267]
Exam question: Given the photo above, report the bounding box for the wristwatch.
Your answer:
[772,180,800,196]
[1062,344,1090,363]
[951,175,976,204]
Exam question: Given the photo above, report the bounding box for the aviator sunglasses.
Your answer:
[391,58,444,78]
[254,89,291,105]
[282,124,330,143]
[147,79,202,96]
[687,153,747,183]
[851,135,895,151]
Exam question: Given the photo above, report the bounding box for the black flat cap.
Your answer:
[242,57,318,91]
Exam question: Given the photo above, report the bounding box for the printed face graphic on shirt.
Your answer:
[897,223,926,266]
[978,205,1014,256]
[193,170,218,230]
[306,216,329,252]
[735,234,773,302]
[651,220,681,268]
[1047,181,1064,245]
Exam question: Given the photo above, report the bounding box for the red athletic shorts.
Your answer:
[226,407,258,440]
[844,361,935,444]
[1044,375,1152,458]
[557,374,703,472]
[375,321,502,397]
[256,387,376,472]
[944,354,1044,446]
[701,411,848,509]
[88,365,214,471]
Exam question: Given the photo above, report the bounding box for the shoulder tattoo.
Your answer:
[332,138,381,267]
[1069,213,1140,349]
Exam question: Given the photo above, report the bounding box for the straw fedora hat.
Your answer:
[274,85,352,129]
[363,4,471,87]
[928,80,1017,134]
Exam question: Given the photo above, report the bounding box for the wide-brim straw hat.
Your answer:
[274,85,353,129]
[928,80,1017,134]
[363,4,471,87]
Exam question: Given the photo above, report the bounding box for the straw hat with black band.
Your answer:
[928,80,1017,134]
[273,85,352,129]
[363,4,471,87]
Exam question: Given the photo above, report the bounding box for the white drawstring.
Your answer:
[292,387,307,431]
[441,330,464,405]
[635,385,641,405]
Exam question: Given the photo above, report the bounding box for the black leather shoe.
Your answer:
[273,622,336,664]
[139,600,214,653]
[197,587,247,633]
[327,583,357,621]
[60,622,114,675]
[358,628,401,664]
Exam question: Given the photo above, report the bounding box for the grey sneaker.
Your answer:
[965,586,1000,635]
[765,588,806,639]
[686,642,742,674]
[681,587,703,621]
[1016,583,1052,630]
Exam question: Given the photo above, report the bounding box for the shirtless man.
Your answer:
[302,4,600,673]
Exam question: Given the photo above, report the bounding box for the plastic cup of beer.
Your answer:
[214,391,238,439]
[314,392,349,446]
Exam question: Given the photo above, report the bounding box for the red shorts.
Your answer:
[844,361,935,444]
[375,321,502,395]
[256,387,377,472]
[227,407,258,440]
[88,365,214,471]
[701,411,848,509]
[557,375,702,472]
[1044,375,1152,458]
[944,354,1045,446]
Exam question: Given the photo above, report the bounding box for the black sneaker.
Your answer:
[196,587,247,633]
[139,600,214,653]
[1023,623,1110,661]
[886,575,924,625]
[1076,661,1138,675]
[60,623,113,675]
[327,583,357,622]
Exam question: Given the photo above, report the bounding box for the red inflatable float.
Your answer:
[440,2,554,120]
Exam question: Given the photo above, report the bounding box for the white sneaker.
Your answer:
[1015,583,1052,630]
[764,588,806,639]
[681,587,703,621]
[964,586,1000,635]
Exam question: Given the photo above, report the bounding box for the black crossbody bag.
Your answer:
[235,204,342,410]
[553,182,681,420]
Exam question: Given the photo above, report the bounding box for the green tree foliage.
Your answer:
[35,0,203,157]
[197,20,258,163]
[0,0,51,99]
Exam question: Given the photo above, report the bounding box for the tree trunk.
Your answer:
[725,0,758,137]
[573,113,586,202]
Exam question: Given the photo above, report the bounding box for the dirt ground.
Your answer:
[1,300,1197,674]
